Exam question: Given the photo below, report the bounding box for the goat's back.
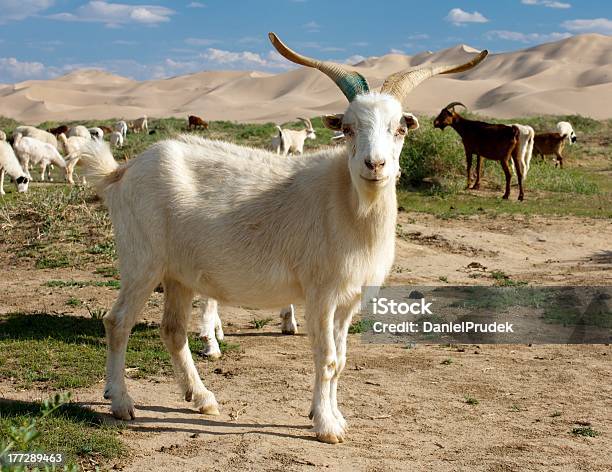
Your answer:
[534,132,565,154]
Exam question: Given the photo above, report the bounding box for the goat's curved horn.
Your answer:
[445,101,467,111]
[269,32,369,102]
[297,117,313,127]
[380,50,488,104]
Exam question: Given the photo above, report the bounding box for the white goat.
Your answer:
[12,134,67,182]
[0,141,29,195]
[68,125,91,140]
[511,123,535,179]
[109,131,124,149]
[13,126,58,148]
[556,121,576,144]
[89,127,104,141]
[129,116,148,134]
[271,118,316,155]
[115,121,128,139]
[79,33,486,444]
[58,133,90,185]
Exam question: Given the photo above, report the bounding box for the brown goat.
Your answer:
[47,125,69,136]
[188,115,209,130]
[434,102,523,200]
[99,125,114,135]
[534,132,566,168]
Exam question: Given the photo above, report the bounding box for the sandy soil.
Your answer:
[1,212,610,471]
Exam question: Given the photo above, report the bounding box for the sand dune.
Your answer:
[0,33,610,124]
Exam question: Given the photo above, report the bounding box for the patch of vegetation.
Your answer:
[490,270,527,287]
[464,396,479,406]
[571,426,600,438]
[0,313,206,389]
[95,266,119,278]
[44,279,120,289]
[35,253,71,269]
[349,318,375,334]
[0,392,125,470]
[65,297,82,308]
[218,340,240,354]
[250,317,274,329]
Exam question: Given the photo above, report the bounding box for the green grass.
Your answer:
[0,397,125,468]
[571,426,600,438]
[0,313,208,389]
[44,279,120,289]
[250,317,274,329]
[65,297,82,308]
[464,396,479,406]
[348,318,375,334]
[490,270,528,287]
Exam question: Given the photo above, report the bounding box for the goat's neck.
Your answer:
[450,115,472,138]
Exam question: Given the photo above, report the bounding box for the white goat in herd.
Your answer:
[80,33,487,444]
[272,117,316,155]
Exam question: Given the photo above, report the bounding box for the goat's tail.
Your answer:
[276,125,285,154]
[79,140,122,195]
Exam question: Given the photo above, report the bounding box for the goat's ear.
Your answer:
[322,114,343,131]
[402,113,419,131]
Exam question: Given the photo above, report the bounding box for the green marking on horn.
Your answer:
[337,72,370,102]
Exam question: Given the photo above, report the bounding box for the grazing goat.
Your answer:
[433,102,523,200]
[12,134,67,182]
[99,125,114,135]
[128,116,148,134]
[534,132,567,168]
[13,126,58,149]
[557,121,576,144]
[78,32,486,444]
[110,131,124,149]
[68,125,91,140]
[511,123,535,179]
[114,121,128,138]
[47,125,69,136]
[271,118,316,155]
[58,133,90,185]
[89,127,104,141]
[188,115,209,130]
[0,141,29,195]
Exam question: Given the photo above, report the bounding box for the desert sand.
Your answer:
[0,34,611,125]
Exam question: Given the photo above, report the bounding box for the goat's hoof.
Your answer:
[281,328,297,335]
[185,390,193,402]
[470,184,480,190]
[502,195,509,200]
[103,388,111,400]
[111,396,135,420]
[316,433,343,444]
[518,195,524,201]
[202,348,222,359]
[198,404,220,416]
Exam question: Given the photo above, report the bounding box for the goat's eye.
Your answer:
[395,127,407,137]
[342,126,354,137]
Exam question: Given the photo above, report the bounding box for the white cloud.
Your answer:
[344,55,366,65]
[562,18,612,34]
[445,8,488,26]
[199,48,294,70]
[187,2,205,7]
[521,0,571,8]
[389,48,405,54]
[303,20,320,32]
[0,57,53,81]
[406,33,429,40]
[486,30,572,43]
[0,0,54,22]
[49,1,174,27]
[185,37,220,46]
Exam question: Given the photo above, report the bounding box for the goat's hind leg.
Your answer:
[199,298,224,359]
[162,280,219,415]
[104,276,158,420]
[280,304,298,334]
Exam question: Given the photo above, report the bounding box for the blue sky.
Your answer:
[0,0,610,82]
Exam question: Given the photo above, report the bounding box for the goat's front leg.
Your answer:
[40,163,47,182]
[0,168,5,195]
[511,150,524,201]
[199,298,224,358]
[471,155,482,189]
[555,151,563,169]
[465,152,473,189]
[330,297,360,432]
[306,295,342,443]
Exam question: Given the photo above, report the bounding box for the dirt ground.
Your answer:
[1,212,610,471]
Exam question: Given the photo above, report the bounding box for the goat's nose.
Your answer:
[365,159,385,171]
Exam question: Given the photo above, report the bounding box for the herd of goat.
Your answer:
[0,32,582,444]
